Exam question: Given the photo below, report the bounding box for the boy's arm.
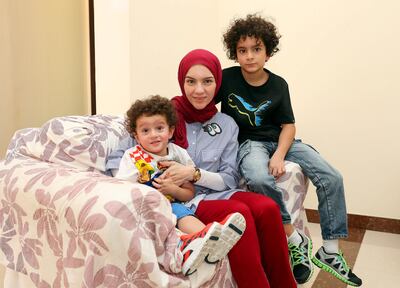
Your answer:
[153,179,195,202]
[269,123,296,178]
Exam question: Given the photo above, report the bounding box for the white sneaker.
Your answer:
[178,222,221,276]
[205,212,246,264]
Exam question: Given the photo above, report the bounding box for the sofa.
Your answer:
[0,114,310,287]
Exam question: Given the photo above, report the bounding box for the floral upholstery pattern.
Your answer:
[0,115,309,287]
[276,161,310,237]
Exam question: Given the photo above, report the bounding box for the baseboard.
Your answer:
[305,209,400,234]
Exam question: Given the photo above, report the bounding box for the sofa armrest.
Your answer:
[0,156,235,287]
[277,161,310,235]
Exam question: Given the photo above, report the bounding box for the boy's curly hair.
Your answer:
[223,14,281,60]
[125,95,177,136]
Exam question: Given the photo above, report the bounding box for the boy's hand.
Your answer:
[268,154,286,179]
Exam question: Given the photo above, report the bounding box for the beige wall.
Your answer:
[95,0,220,115]
[94,0,132,116]
[129,0,220,105]
[0,0,16,158]
[91,0,400,220]
[0,0,90,157]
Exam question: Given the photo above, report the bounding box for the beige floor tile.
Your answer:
[353,230,400,288]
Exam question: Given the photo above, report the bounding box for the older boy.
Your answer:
[216,14,362,286]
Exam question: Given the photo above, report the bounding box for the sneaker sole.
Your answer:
[205,213,246,264]
[182,223,221,276]
[311,256,361,287]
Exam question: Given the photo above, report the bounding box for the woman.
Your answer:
[153,49,296,287]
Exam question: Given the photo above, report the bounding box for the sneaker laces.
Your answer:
[335,250,350,273]
[289,242,308,266]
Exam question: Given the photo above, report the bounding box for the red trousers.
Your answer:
[196,192,296,288]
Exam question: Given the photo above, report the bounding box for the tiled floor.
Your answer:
[353,230,400,287]
[0,223,399,287]
[301,223,400,288]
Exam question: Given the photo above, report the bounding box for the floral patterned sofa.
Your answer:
[0,115,309,287]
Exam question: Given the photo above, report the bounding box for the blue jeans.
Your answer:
[238,139,348,240]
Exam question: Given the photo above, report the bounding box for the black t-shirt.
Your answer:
[216,66,295,143]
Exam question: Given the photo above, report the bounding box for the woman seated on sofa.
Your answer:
[106,49,296,287]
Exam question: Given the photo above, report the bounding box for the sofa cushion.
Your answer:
[25,115,130,172]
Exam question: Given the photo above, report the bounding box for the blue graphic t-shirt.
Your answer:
[216,66,295,143]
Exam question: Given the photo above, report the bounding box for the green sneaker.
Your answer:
[288,232,314,284]
[312,246,362,287]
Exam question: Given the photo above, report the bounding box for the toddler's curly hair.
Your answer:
[125,95,177,136]
[223,13,281,60]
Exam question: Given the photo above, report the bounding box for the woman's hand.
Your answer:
[157,161,195,186]
[152,177,179,196]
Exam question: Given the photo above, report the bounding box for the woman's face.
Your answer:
[183,64,216,110]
